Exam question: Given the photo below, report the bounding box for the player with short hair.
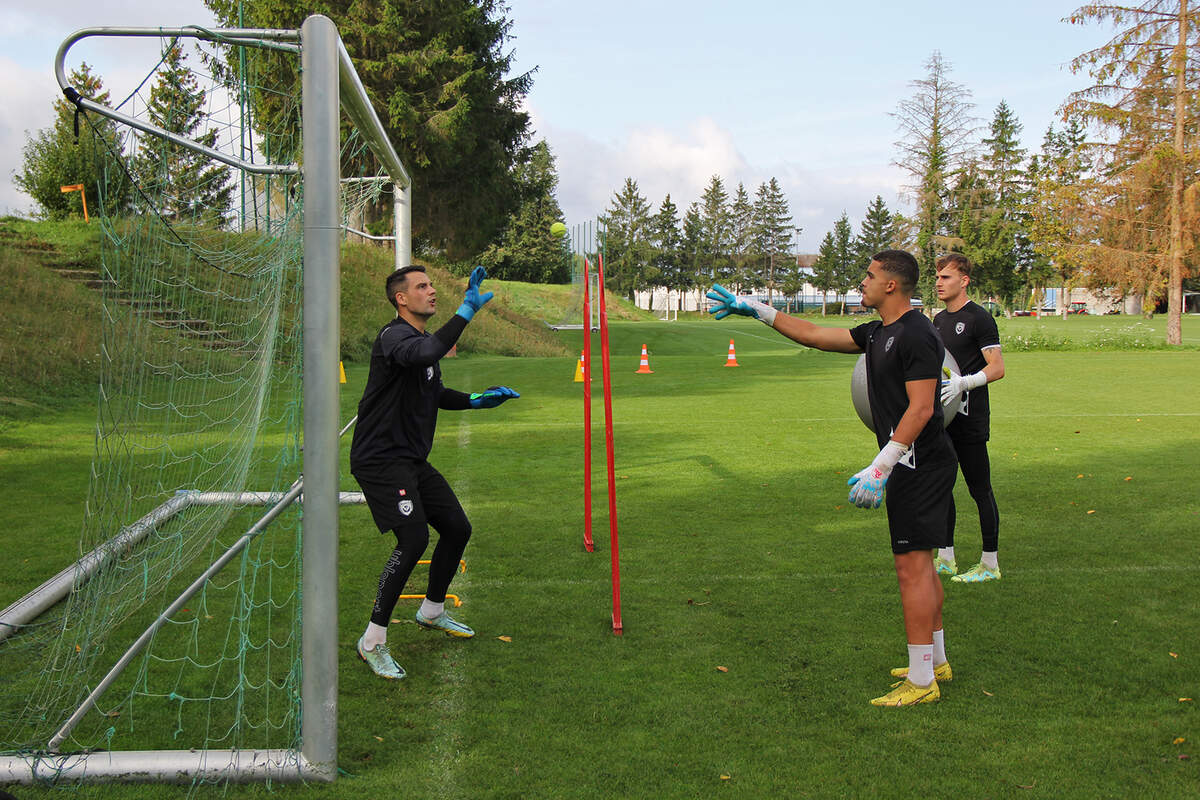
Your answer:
[933,253,1006,583]
[350,265,519,680]
[707,249,957,707]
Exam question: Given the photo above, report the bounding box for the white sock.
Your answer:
[932,629,947,666]
[981,551,999,570]
[907,644,935,687]
[939,547,955,563]
[419,599,445,620]
[362,621,388,649]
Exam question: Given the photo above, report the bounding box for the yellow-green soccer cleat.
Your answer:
[890,661,953,682]
[934,556,957,576]
[870,678,941,707]
[357,635,406,680]
[415,610,475,638]
[951,563,1001,583]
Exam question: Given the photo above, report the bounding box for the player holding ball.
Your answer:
[708,250,957,707]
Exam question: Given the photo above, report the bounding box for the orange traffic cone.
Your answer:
[573,352,585,382]
[635,344,654,374]
[724,339,739,367]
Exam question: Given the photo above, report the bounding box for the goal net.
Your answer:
[0,16,406,786]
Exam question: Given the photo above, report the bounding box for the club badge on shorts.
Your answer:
[398,499,414,516]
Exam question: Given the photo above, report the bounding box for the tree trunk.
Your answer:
[1166,0,1188,345]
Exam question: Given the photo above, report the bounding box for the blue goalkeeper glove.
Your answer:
[846,441,909,509]
[456,265,494,321]
[469,385,519,409]
[705,284,778,325]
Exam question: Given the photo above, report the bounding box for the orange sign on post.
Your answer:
[59,184,89,222]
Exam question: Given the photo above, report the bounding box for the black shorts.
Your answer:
[353,460,466,534]
[884,459,958,554]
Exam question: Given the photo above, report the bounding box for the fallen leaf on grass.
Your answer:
[1018,781,1036,789]
[1124,476,1133,481]
[1174,737,1186,745]
[1170,652,1178,658]
[686,599,710,606]
[1180,754,1191,761]
[719,773,731,780]
[374,736,383,742]
[105,710,121,718]
[982,690,994,697]
[1087,510,1096,515]
[716,666,729,673]
[497,635,512,643]
[1181,698,1193,703]
[1076,474,1084,479]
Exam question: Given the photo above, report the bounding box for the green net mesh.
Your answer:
[0,29,386,776]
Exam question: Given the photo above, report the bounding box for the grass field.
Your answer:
[1,317,1198,798]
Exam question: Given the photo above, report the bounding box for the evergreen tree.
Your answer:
[956,101,1030,304]
[728,183,755,286]
[16,63,132,219]
[132,43,234,227]
[853,195,897,268]
[680,201,705,295]
[478,140,569,282]
[830,212,858,313]
[892,51,979,303]
[650,195,685,305]
[699,176,733,285]
[205,0,534,258]
[1029,118,1091,301]
[750,178,794,302]
[809,231,839,316]
[599,178,655,300]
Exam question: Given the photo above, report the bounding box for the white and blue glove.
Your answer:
[940,369,987,406]
[847,440,910,509]
[705,284,778,326]
[469,385,519,409]
[456,265,494,321]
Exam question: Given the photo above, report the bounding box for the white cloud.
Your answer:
[0,56,59,215]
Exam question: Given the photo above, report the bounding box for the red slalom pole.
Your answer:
[581,257,594,553]
[596,253,622,634]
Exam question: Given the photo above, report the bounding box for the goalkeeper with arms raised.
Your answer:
[350,265,519,680]
[708,250,957,706]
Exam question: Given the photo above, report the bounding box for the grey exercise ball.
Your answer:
[851,350,962,432]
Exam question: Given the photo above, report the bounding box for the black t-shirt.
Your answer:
[850,309,955,468]
[349,314,471,475]
[934,301,1000,442]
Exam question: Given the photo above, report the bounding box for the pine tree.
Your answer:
[750,178,794,302]
[132,43,234,227]
[892,52,979,303]
[728,183,755,286]
[478,140,569,282]
[680,201,705,295]
[699,176,733,286]
[16,63,132,219]
[830,212,858,313]
[1029,118,1091,302]
[853,195,897,269]
[650,195,685,305]
[809,232,839,316]
[599,178,655,299]
[205,0,533,257]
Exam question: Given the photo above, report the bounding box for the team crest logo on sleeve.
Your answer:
[398,499,414,516]
[955,322,965,335]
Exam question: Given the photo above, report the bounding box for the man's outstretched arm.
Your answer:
[706,284,860,354]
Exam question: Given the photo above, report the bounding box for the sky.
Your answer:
[0,0,1114,251]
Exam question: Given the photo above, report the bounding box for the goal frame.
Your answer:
[0,14,407,785]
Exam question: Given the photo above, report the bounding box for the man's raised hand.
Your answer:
[457,265,494,321]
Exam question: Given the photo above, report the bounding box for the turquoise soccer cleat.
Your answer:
[415,610,475,638]
[357,635,406,680]
[951,563,1001,583]
[934,556,957,576]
